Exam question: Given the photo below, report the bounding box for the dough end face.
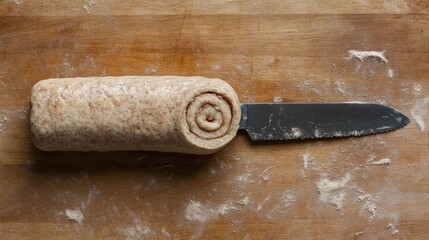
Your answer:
[30,76,241,154]
[179,78,241,154]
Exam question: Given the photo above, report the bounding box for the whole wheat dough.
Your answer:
[30,76,241,154]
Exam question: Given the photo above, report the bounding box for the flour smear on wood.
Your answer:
[411,97,429,132]
[316,173,352,210]
[347,50,394,78]
[184,200,237,222]
[65,209,84,225]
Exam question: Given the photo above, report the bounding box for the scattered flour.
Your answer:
[185,201,216,222]
[333,131,344,137]
[236,173,252,183]
[236,167,254,184]
[259,166,274,182]
[238,196,251,206]
[282,191,296,208]
[266,191,296,218]
[144,67,157,74]
[184,200,237,222]
[364,200,377,221]
[65,209,84,225]
[347,50,394,78]
[347,50,388,64]
[256,195,271,212]
[370,158,391,166]
[57,54,78,77]
[411,97,429,132]
[217,201,237,216]
[0,114,8,134]
[356,189,379,222]
[219,161,232,171]
[291,127,302,138]
[388,222,399,236]
[211,64,221,70]
[359,194,377,221]
[161,228,171,238]
[387,68,395,78]
[301,154,314,178]
[83,1,96,13]
[314,128,322,138]
[120,225,152,240]
[316,173,352,210]
[17,108,28,120]
[296,80,322,96]
[352,231,366,237]
[0,108,24,136]
[273,96,283,103]
[413,83,423,97]
[297,80,311,93]
[351,130,365,136]
[334,80,348,96]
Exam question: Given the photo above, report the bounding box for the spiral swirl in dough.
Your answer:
[187,93,231,139]
[178,77,241,154]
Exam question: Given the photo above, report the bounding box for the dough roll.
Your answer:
[30,76,241,154]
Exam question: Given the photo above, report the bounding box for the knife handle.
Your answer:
[30,76,241,155]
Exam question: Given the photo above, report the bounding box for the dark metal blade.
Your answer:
[239,103,410,141]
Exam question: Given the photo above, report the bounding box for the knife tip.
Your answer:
[396,111,410,128]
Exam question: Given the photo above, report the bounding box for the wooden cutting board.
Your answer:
[1,0,428,239]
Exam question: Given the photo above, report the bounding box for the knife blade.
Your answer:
[239,103,410,141]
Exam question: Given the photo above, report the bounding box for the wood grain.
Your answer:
[1,0,428,239]
[1,0,428,16]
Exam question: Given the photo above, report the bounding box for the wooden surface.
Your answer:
[1,0,428,239]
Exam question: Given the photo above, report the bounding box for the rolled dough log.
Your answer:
[30,76,241,154]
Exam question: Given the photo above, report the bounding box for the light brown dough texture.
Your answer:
[30,76,241,154]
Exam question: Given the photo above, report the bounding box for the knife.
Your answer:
[239,103,409,141]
